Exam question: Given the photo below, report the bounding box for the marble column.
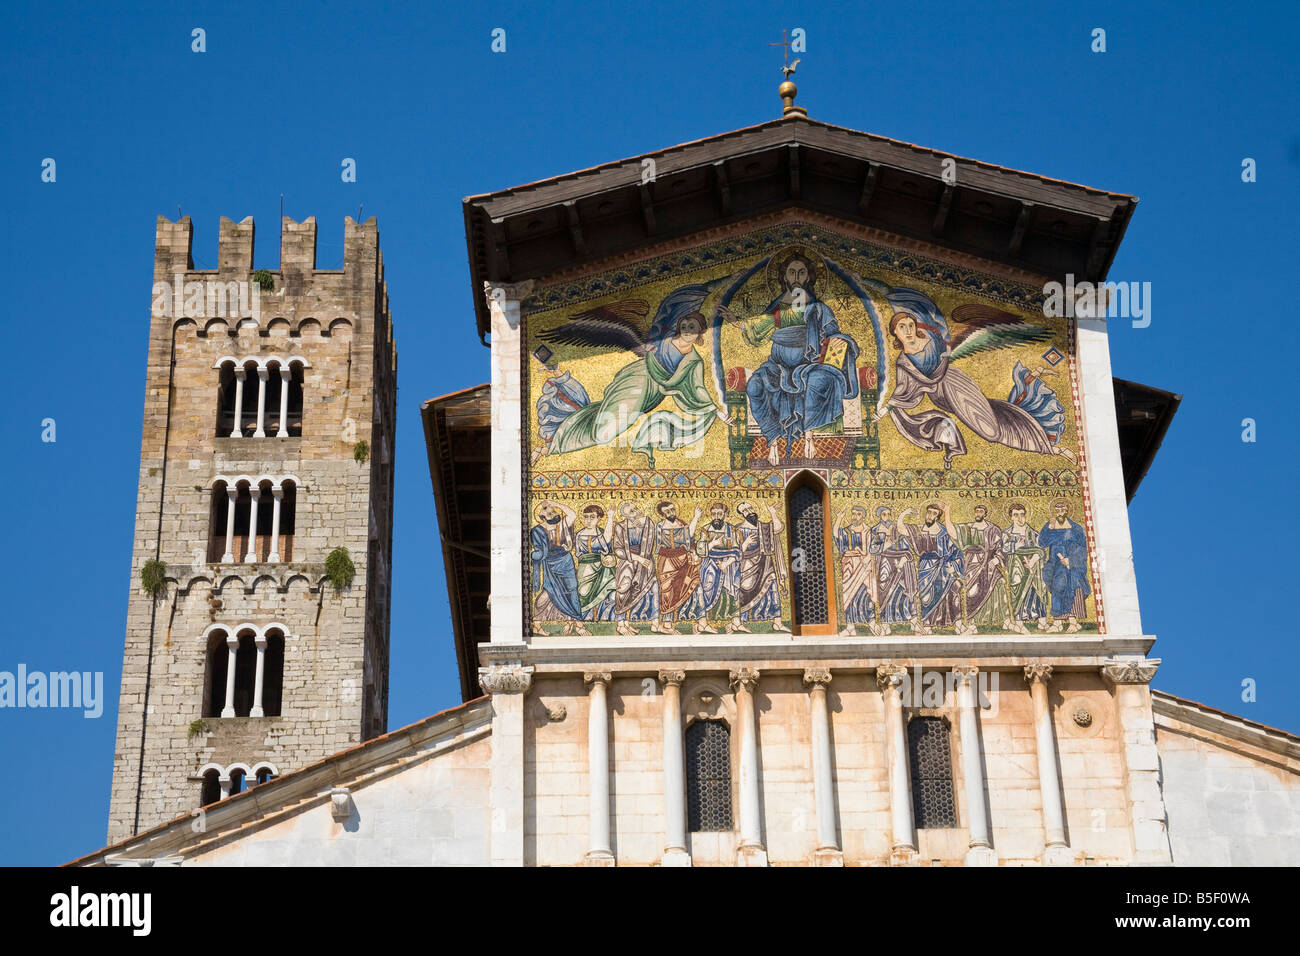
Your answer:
[267,487,283,563]
[221,486,237,563]
[659,669,690,867]
[1101,658,1172,865]
[221,633,239,718]
[584,671,615,865]
[276,366,291,437]
[804,667,843,866]
[877,663,917,865]
[479,662,534,866]
[253,368,268,437]
[1025,663,1070,864]
[230,368,245,437]
[953,665,996,865]
[730,666,767,866]
[244,487,261,562]
[250,634,268,717]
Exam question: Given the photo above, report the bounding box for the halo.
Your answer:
[765,245,822,301]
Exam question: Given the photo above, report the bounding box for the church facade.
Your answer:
[77,96,1300,867]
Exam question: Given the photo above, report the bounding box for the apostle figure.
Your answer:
[738,251,860,464]
[1039,498,1090,632]
[1001,501,1050,630]
[610,502,659,636]
[653,501,701,635]
[530,501,586,636]
[873,505,923,634]
[735,500,790,632]
[834,505,884,637]
[898,501,973,635]
[955,504,1018,633]
[682,502,743,634]
[573,504,617,624]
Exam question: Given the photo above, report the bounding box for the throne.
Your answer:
[724,366,879,470]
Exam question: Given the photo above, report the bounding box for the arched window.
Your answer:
[685,719,733,832]
[204,628,232,718]
[253,764,277,786]
[259,628,286,718]
[204,623,289,719]
[215,357,308,438]
[908,715,957,828]
[228,767,247,795]
[200,768,221,807]
[208,477,297,564]
[786,472,834,634]
[263,361,305,437]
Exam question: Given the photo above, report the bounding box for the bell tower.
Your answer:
[106,215,396,843]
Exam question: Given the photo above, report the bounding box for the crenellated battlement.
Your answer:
[153,215,381,279]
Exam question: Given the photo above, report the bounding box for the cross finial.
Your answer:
[770,30,806,117]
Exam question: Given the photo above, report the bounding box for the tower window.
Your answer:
[203,624,288,719]
[686,719,733,832]
[200,769,221,807]
[908,715,957,828]
[215,357,307,438]
[787,474,832,633]
[208,478,297,564]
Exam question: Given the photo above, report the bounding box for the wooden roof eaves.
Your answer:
[422,388,491,702]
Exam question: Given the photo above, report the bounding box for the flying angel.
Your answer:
[872,288,1075,468]
[532,283,733,468]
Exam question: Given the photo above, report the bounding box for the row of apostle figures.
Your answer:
[529,495,1090,637]
[530,499,788,636]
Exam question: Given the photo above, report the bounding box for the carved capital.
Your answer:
[803,667,832,688]
[729,666,760,692]
[583,670,612,687]
[483,279,537,309]
[1100,658,1161,685]
[478,663,534,695]
[658,668,686,687]
[951,665,979,684]
[876,663,907,691]
[1023,663,1053,684]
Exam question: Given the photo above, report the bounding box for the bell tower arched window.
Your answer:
[786,472,835,635]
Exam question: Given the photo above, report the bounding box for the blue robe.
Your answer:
[746,294,860,443]
[531,523,582,620]
[1038,518,1090,617]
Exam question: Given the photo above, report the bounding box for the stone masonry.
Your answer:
[106,215,396,844]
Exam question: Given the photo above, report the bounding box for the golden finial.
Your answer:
[769,30,806,117]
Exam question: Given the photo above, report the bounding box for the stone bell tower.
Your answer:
[106,215,396,844]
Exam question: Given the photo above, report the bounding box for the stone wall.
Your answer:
[190,733,492,867]
[1156,698,1300,866]
[107,216,396,845]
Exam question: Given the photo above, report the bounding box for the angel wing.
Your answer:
[948,303,1053,362]
[536,299,651,356]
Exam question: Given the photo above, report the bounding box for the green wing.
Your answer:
[947,303,1053,362]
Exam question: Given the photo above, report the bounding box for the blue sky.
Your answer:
[1,1,1296,865]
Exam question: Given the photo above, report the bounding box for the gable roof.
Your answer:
[68,697,491,866]
[463,113,1138,342]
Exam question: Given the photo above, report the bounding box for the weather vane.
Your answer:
[769,30,806,116]
[769,29,801,77]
